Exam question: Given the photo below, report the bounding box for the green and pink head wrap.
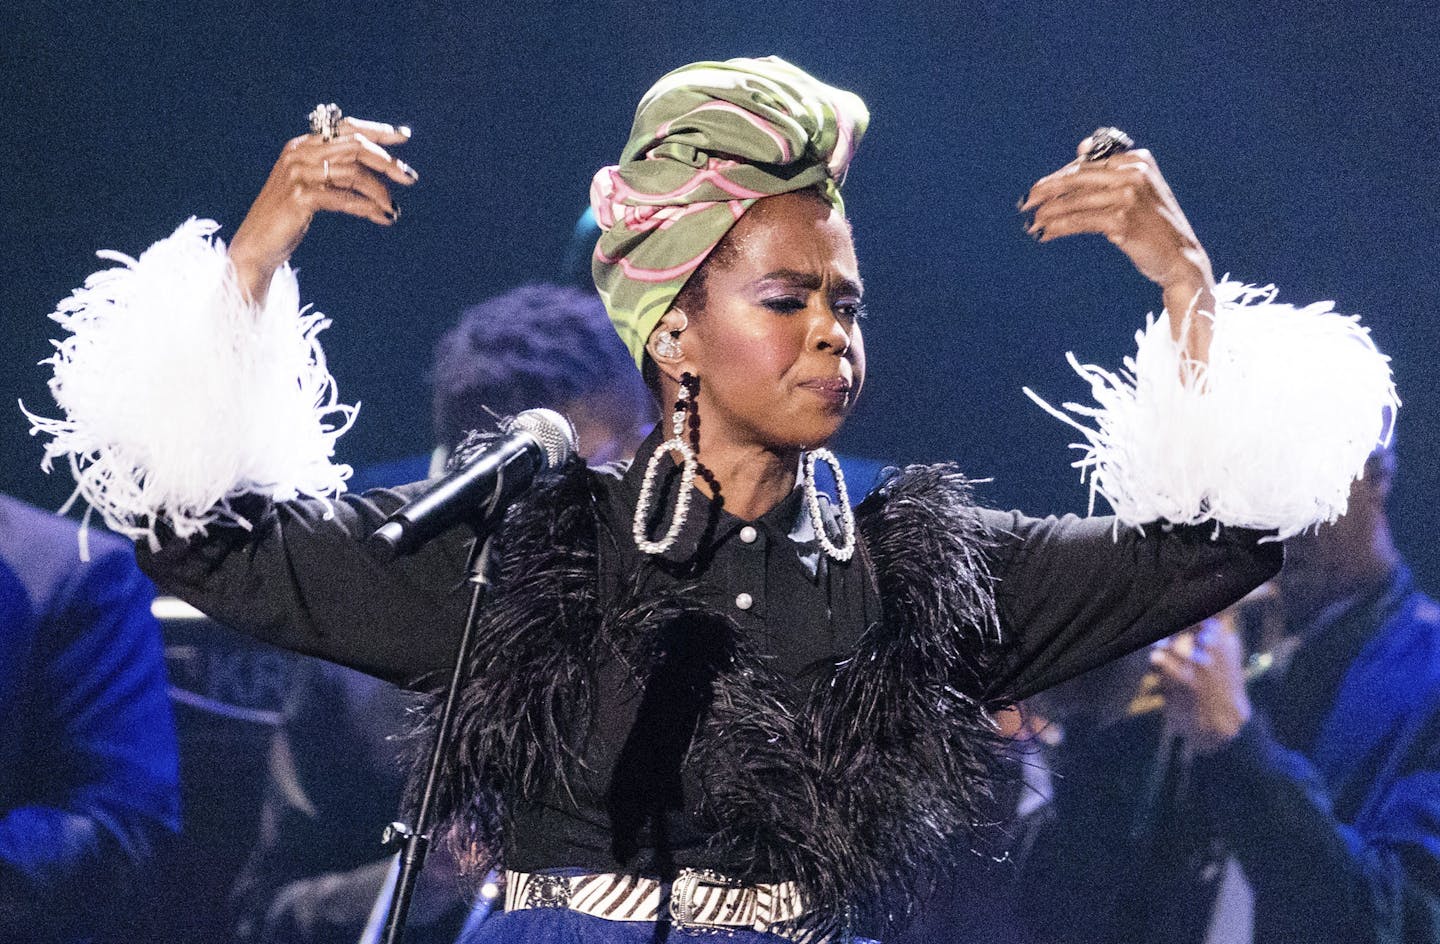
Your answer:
[590,56,870,368]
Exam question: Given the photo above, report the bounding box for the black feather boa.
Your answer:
[416,461,1007,930]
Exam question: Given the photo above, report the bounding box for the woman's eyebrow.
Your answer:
[757,270,865,296]
[758,269,824,289]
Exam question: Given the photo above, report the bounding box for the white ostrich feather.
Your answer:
[1025,279,1398,540]
[25,218,355,551]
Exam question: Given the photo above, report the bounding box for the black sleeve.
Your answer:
[136,485,476,688]
[1194,714,1440,942]
[0,545,180,940]
[977,509,1282,703]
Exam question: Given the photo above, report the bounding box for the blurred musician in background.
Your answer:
[0,493,179,943]
[1015,442,1440,943]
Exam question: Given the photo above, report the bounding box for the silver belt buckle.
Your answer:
[524,872,571,909]
[670,867,745,932]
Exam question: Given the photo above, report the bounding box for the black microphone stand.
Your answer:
[378,523,499,944]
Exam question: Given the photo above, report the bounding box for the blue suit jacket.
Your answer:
[1197,568,1440,942]
[0,496,180,941]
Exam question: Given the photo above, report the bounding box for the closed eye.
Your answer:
[762,297,807,314]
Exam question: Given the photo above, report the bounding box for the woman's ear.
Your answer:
[645,308,692,382]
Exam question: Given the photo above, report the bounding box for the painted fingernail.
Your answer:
[1029,226,1045,242]
[386,204,401,222]
[1017,194,1030,210]
[397,125,413,138]
[398,160,419,181]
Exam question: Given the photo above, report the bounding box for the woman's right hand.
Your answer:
[228,116,417,302]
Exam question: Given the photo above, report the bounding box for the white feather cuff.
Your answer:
[25,218,355,548]
[1025,279,1398,539]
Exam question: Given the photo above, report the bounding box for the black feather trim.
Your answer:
[412,461,1007,931]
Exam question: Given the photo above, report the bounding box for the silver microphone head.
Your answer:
[511,408,578,469]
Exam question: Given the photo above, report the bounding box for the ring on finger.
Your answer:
[1083,126,1135,163]
[308,102,344,142]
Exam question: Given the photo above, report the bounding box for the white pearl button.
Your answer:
[734,592,754,611]
[739,525,758,544]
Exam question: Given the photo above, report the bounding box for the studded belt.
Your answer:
[504,868,835,942]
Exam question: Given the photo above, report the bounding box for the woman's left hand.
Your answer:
[1021,136,1217,358]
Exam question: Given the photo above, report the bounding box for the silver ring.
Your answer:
[1083,126,1135,162]
[308,103,344,141]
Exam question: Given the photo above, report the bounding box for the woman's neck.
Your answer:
[692,440,799,521]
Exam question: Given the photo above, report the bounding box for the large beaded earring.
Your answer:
[632,372,698,555]
[802,448,856,562]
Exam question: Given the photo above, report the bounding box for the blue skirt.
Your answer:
[460,909,880,943]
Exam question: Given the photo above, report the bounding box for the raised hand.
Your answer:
[1021,133,1217,362]
[229,115,417,303]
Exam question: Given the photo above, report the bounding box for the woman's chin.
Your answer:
[788,415,848,451]
[744,400,852,453]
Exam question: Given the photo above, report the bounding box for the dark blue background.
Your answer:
[5,1,1437,581]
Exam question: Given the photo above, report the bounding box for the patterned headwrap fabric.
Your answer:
[590,56,870,367]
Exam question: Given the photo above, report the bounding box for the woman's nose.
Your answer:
[812,306,852,356]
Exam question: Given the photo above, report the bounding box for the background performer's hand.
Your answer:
[1150,617,1252,755]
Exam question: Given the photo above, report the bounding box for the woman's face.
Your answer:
[679,191,866,453]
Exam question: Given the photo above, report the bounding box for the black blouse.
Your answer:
[137,437,1280,874]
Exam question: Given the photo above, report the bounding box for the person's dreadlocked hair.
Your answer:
[430,283,652,453]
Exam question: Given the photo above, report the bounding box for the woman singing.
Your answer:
[30,57,1394,943]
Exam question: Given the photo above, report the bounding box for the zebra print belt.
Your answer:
[504,868,834,942]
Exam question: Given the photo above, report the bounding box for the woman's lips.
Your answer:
[798,378,852,406]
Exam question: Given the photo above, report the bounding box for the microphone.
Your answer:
[368,409,577,558]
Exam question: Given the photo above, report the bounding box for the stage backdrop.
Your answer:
[5,0,1437,584]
